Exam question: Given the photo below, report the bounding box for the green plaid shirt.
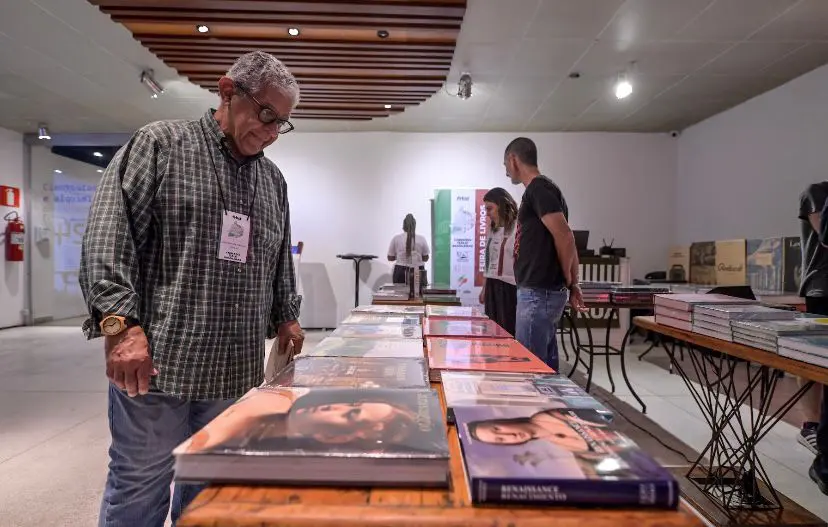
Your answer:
[80,111,300,400]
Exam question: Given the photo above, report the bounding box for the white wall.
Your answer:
[0,127,24,328]
[676,64,828,244]
[268,132,677,324]
[29,146,100,322]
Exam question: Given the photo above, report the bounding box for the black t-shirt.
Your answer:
[514,176,569,289]
[798,182,828,297]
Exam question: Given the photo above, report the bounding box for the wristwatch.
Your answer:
[100,315,135,336]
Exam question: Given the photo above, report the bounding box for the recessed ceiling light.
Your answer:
[614,78,633,99]
[37,124,51,140]
[54,169,62,174]
[288,27,300,36]
[93,151,103,157]
[97,169,103,173]
[196,24,209,33]
[384,104,392,109]
[377,30,389,38]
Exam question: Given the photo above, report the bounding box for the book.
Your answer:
[654,306,693,322]
[730,318,828,340]
[423,294,461,304]
[269,357,429,389]
[667,246,690,282]
[777,335,828,358]
[306,337,425,359]
[441,371,612,424]
[746,238,783,292]
[352,304,426,316]
[654,294,757,312]
[426,338,553,381]
[654,315,693,332]
[693,304,797,321]
[715,239,747,286]
[331,324,423,340]
[783,236,803,294]
[424,318,512,339]
[340,313,421,326]
[425,305,487,319]
[174,387,450,486]
[690,241,717,285]
[455,405,679,508]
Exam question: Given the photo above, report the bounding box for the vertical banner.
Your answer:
[432,188,490,305]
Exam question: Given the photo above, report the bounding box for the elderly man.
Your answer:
[80,51,305,527]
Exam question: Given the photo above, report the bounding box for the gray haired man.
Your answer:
[80,51,305,526]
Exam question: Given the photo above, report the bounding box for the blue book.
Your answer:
[455,405,679,508]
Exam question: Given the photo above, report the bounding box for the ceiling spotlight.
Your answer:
[37,124,51,140]
[614,74,633,99]
[377,30,389,38]
[457,72,473,100]
[140,69,164,99]
[54,169,62,174]
[196,24,209,33]
[288,27,300,36]
[97,169,103,173]
[93,151,103,158]
[384,104,392,109]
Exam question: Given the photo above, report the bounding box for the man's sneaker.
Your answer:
[809,458,828,496]
[798,422,819,455]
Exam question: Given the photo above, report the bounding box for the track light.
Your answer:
[37,124,51,140]
[140,69,164,99]
[457,73,473,100]
[614,73,632,99]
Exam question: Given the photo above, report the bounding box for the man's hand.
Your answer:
[278,320,305,356]
[104,325,157,397]
[569,284,587,312]
[478,289,486,305]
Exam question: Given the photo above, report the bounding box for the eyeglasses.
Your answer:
[236,84,294,134]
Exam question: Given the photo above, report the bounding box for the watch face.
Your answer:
[102,317,123,335]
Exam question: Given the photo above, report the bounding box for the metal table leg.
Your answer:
[618,323,647,414]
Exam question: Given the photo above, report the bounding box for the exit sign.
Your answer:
[0,186,20,208]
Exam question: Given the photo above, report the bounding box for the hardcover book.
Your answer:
[654,294,757,312]
[269,356,428,389]
[352,304,426,316]
[667,246,690,283]
[340,313,421,326]
[441,371,611,424]
[306,337,425,359]
[174,387,450,486]
[690,241,717,285]
[693,304,796,321]
[332,324,423,340]
[424,318,512,339]
[715,239,747,286]
[783,236,803,293]
[426,338,553,381]
[455,406,679,508]
[746,238,783,292]
[425,305,488,319]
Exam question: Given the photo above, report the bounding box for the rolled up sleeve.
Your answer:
[79,131,160,339]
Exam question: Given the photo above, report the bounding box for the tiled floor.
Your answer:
[0,322,825,526]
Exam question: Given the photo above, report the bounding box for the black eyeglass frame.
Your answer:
[235,83,295,134]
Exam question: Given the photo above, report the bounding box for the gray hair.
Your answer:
[226,51,300,108]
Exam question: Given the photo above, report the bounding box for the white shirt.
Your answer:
[484,226,516,286]
[388,233,430,267]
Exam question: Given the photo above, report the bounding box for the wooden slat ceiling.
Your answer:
[88,0,467,121]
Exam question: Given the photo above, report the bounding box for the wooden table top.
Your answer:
[178,384,705,527]
[635,316,828,385]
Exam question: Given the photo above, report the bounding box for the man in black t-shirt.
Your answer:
[505,137,585,371]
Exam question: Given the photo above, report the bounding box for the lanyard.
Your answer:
[200,124,259,218]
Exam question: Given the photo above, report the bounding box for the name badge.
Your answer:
[218,211,251,263]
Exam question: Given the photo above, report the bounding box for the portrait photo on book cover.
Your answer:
[186,387,443,455]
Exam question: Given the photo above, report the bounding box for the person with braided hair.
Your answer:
[479,187,519,335]
[388,213,430,285]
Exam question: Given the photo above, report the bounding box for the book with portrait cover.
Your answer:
[270,356,428,389]
[332,324,423,340]
[424,318,511,339]
[174,386,449,486]
[441,371,611,424]
[425,305,488,319]
[455,405,678,508]
[306,337,425,359]
[340,313,421,326]
[426,338,552,381]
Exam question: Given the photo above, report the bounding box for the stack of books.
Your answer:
[653,294,757,332]
[372,288,411,302]
[423,284,457,296]
[777,335,828,367]
[610,285,670,305]
[423,293,461,304]
[731,318,828,353]
[579,281,621,303]
[691,304,797,342]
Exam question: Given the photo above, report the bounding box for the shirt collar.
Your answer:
[201,110,264,165]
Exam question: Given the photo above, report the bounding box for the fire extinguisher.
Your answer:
[4,211,24,262]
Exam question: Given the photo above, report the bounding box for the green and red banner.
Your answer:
[432,188,490,305]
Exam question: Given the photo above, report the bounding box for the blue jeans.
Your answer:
[99,384,235,527]
[516,287,569,371]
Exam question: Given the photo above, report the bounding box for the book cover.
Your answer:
[715,239,746,286]
[331,324,423,340]
[353,305,426,315]
[653,306,693,322]
[667,246,690,282]
[455,406,678,508]
[776,335,828,356]
[690,241,717,285]
[424,318,511,339]
[425,305,488,319]
[427,338,553,379]
[441,371,611,424]
[783,236,803,293]
[654,294,757,312]
[746,238,783,292]
[174,387,450,486]
[693,304,796,321]
[731,318,828,337]
[306,337,425,359]
[340,313,421,326]
[270,357,428,389]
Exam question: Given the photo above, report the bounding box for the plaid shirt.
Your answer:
[79,111,300,400]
